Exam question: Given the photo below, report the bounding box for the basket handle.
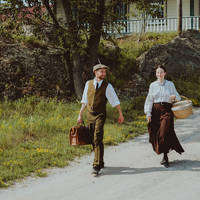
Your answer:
[172,95,188,104]
[180,95,189,100]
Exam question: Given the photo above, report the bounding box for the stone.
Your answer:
[0,40,72,100]
[136,30,200,81]
[121,30,200,99]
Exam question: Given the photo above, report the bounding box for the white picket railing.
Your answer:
[106,16,200,34]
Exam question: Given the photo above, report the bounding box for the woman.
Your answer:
[144,65,184,168]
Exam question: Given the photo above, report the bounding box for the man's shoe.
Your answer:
[91,167,100,176]
[100,163,104,169]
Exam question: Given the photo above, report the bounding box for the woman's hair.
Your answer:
[156,65,167,72]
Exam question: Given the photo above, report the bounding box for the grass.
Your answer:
[0,30,179,187]
[99,32,178,88]
[117,32,178,65]
[174,78,200,106]
[0,96,147,187]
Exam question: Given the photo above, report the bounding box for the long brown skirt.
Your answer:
[148,103,184,155]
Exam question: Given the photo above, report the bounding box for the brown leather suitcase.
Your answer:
[69,124,92,146]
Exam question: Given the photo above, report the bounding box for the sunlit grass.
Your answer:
[0,96,147,187]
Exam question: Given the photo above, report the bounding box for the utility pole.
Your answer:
[177,0,182,35]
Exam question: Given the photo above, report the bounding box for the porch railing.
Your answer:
[106,16,200,34]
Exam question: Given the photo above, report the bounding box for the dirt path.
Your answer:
[0,109,200,200]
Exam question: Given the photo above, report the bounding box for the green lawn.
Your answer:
[0,96,147,187]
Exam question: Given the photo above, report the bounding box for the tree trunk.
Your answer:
[177,0,182,35]
[64,50,75,94]
[61,0,85,98]
[87,0,106,76]
[87,36,101,77]
[72,51,84,99]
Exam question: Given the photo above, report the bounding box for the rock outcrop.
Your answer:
[1,29,200,100]
[137,30,200,80]
[0,40,72,100]
[125,30,200,97]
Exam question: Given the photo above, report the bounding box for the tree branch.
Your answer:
[42,0,60,27]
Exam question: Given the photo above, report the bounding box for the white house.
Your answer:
[128,0,200,18]
[55,0,200,34]
[166,0,199,17]
[120,0,200,33]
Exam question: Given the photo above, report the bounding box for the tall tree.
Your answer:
[1,0,161,98]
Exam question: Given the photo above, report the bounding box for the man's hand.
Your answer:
[116,105,124,124]
[118,114,124,124]
[77,115,83,124]
[77,103,86,124]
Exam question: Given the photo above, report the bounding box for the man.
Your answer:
[77,64,124,176]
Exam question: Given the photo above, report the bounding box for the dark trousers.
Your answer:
[87,112,106,169]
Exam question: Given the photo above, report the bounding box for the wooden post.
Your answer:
[199,0,200,29]
[164,0,168,18]
[177,0,182,35]
[142,12,146,33]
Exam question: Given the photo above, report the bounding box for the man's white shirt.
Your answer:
[81,78,120,107]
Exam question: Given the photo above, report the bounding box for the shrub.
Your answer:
[98,32,177,88]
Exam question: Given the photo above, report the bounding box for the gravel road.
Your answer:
[0,109,200,200]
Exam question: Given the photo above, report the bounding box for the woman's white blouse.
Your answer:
[144,80,181,117]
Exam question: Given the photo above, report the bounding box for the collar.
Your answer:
[157,79,166,86]
[93,78,103,86]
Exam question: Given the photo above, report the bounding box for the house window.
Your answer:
[147,1,165,26]
[190,0,194,16]
[149,0,164,19]
[114,3,128,20]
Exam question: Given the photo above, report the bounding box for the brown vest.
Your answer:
[87,80,108,114]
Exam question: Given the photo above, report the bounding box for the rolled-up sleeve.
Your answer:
[144,84,154,117]
[106,84,120,107]
[171,82,181,101]
[81,81,89,104]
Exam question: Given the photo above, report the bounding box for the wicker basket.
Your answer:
[172,100,193,119]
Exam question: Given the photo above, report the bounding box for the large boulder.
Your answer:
[0,40,72,100]
[137,30,200,80]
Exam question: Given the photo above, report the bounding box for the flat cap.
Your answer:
[93,64,109,72]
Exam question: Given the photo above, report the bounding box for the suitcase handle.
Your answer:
[70,128,77,136]
[77,121,85,126]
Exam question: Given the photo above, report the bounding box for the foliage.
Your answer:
[174,76,200,106]
[99,32,177,88]
[0,0,163,98]
[0,21,177,100]
[134,0,164,18]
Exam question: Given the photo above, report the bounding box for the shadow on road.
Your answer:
[102,159,200,176]
[178,131,200,143]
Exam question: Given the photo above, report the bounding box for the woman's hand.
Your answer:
[170,95,176,102]
[147,116,151,123]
